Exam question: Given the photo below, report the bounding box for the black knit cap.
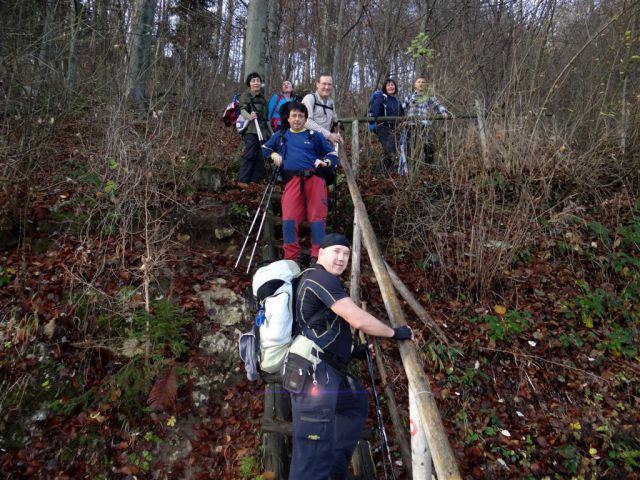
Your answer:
[319,233,351,249]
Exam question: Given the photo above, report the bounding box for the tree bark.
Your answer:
[65,0,83,101]
[331,0,346,93]
[220,0,235,82]
[244,0,268,81]
[128,0,157,106]
[211,0,224,77]
[266,0,280,91]
[36,0,57,91]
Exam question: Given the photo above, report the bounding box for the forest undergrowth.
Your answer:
[0,108,638,480]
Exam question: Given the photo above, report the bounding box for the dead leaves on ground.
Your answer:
[147,366,178,411]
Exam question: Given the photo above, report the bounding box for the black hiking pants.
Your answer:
[376,124,399,172]
[239,133,265,183]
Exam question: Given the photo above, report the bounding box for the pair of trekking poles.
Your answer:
[360,334,397,480]
[233,120,278,274]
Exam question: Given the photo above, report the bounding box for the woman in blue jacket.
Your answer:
[372,78,404,173]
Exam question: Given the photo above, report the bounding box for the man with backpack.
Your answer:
[369,78,404,173]
[267,80,295,132]
[284,233,413,480]
[261,102,338,264]
[302,74,343,146]
[403,75,450,165]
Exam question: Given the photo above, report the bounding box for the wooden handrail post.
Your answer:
[349,120,361,302]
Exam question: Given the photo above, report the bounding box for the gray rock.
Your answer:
[196,166,223,193]
[214,227,235,240]
[197,280,248,326]
[198,330,240,361]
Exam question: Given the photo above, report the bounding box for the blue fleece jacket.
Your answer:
[262,129,338,171]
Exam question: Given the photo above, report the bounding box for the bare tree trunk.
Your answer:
[357,16,365,92]
[317,1,332,75]
[220,0,235,82]
[415,0,431,76]
[284,8,295,81]
[211,0,224,77]
[619,16,636,156]
[304,0,312,87]
[266,0,280,90]
[65,0,83,101]
[244,0,268,80]
[128,0,157,106]
[331,0,346,93]
[36,0,57,91]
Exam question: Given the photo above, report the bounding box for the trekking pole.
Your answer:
[332,144,339,229]
[245,167,279,273]
[234,168,279,270]
[255,118,264,143]
[363,334,397,480]
[398,128,408,176]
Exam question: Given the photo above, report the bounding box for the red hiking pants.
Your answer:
[281,175,328,261]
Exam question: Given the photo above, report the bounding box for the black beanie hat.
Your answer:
[319,233,351,249]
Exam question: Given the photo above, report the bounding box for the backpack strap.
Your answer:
[294,267,328,334]
[269,93,284,119]
[313,93,334,115]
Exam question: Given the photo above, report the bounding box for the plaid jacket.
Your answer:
[403,91,448,126]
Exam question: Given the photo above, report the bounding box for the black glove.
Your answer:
[392,326,413,340]
[351,343,370,360]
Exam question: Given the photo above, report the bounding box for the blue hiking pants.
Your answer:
[289,361,368,480]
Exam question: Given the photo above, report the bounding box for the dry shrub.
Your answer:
[387,112,637,297]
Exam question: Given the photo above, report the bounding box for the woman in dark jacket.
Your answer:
[238,72,273,183]
[372,78,404,173]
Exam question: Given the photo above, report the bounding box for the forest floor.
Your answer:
[0,118,639,480]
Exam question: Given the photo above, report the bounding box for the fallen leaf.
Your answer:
[43,319,56,339]
[147,366,178,411]
[120,465,139,475]
[494,305,507,315]
[111,388,121,402]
